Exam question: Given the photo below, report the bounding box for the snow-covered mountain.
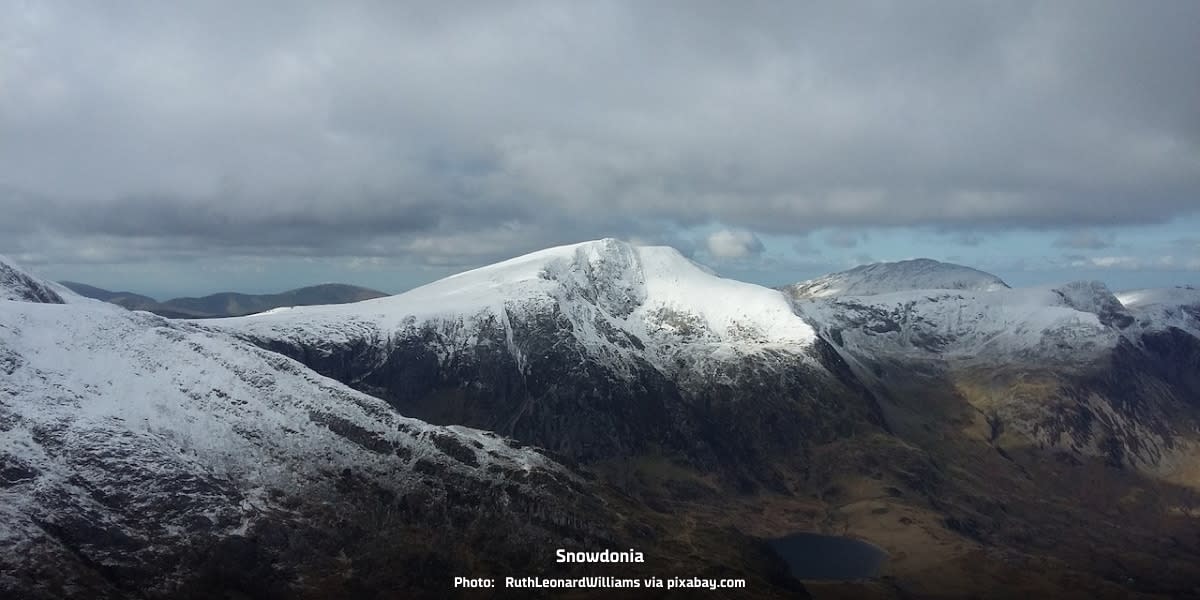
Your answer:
[790,281,1133,364]
[208,238,880,467]
[0,257,613,598]
[218,238,816,368]
[786,258,1010,299]
[784,261,1200,471]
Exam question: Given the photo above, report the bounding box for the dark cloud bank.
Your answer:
[2,1,1198,268]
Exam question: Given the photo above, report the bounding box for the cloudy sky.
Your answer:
[3,1,1198,298]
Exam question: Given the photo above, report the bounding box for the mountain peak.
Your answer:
[217,238,816,359]
[1044,280,1134,328]
[786,258,1010,299]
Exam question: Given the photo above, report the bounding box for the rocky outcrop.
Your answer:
[1,258,65,304]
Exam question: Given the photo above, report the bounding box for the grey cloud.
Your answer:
[1065,254,1200,271]
[1,1,1199,266]
[1052,230,1116,250]
[791,237,820,255]
[954,233,985,247]
[1171,238,1200,252]
[704,229,764,259]
[826,230,867,249]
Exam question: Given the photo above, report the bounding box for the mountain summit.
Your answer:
[209,238,868,464]
[220,238,816,358]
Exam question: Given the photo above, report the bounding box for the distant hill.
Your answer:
[784,257,1010,299]
[60,281,166,311]
[162,284,389,317]
[59,281,388,318]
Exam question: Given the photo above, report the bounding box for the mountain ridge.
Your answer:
[205,240,1200,596]
[7,245,1200,597]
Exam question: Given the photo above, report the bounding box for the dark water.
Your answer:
[767,533,888,581]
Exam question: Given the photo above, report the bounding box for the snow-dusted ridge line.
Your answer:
[208,238,818,370]
[203,241,1200,370]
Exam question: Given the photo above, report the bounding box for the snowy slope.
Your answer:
[211,238,816,370]
[0,301,559,485]
[787,258,1010,299]
[0,256,589,597]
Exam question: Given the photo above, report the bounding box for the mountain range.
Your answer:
[58,281,388,318]
[4,241,1200,598]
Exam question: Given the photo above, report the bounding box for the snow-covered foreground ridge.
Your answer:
[0,256,562,485]
[0,256,590,596]
[0,295,561,488]
[212,238,817,367]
